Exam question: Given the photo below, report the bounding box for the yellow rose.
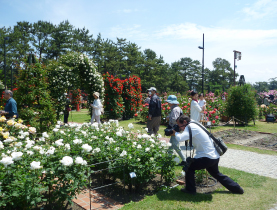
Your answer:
[0,116,6,122]
[18,119,23,124]
[7,120,15,126]
[13,115,17,118]
[2,132,10,139]
[0,127,2,132]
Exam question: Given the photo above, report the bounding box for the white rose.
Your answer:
[60,156,73,166]
[128,123,134,129]
[42,132,49,138]
[75,157,87,165]
[30,161,43,170]
[11,152,23,161]
[120,150,127,157]
[0,157,14,167]
[82,144,92,153]
[73,139,82,144]
[28,127,36,134]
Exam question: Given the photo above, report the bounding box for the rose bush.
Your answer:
[47,52,105,118]
[0,117,175,208]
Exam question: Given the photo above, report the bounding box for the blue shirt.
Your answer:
[4,98,18,118]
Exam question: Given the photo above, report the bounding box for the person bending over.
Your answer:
[171,115,244,195]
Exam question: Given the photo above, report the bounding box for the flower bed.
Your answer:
[137,92,222,125]
[0,117,175,209]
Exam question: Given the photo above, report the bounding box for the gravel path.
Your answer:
[219,148,277,179]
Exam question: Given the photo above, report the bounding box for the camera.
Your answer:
[182,157,194,172]
[164,124,180,136]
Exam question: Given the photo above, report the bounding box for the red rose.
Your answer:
[134,113,138,117]
[167,107,170,110]
[184,106,187,109]
[212,120,216,124]
[215,116,219,119]
[187,103,190,106]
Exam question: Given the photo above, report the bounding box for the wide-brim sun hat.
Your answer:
[93,92,100,98]
[166,95,179,104]
[147,87,157,91]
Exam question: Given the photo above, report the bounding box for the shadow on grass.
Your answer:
[156,187,213,203]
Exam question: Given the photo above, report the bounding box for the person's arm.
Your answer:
[148,99,155,119]
[192,101,203,113]
[92,99,102,109]
[174,127,190,142]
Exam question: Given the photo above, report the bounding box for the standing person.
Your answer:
[63,98,71,124]
[0,90,18,119]
[198,93,206,122]
[190,91,203,122]
[90,92,102,125]
[172,115,244,195]
[147,87,161,135]
[165,95,186,166]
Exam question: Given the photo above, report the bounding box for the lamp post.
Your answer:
[198,33,204,93]
[233,50,241,86]
[4,37,9,90]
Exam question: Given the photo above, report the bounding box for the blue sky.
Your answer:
[1,0,277,84]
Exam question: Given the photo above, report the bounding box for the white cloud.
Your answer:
[242,0,277,19]
[154,23,277,47]
[109,24,149,40]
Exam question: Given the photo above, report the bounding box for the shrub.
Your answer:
[225,84,258,123]
[13,58,57,132]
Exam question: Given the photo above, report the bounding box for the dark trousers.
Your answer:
[64,114,69,124]
[185,157,242,193]
[147,116,161,135]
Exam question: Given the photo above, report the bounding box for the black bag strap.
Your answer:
[187,124,193,147]
[187,124,194,157]
[190,121,216,141]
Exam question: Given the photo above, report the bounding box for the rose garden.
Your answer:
[1,52,277,209]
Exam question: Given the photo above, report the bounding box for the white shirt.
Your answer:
[175,122,219,159]
[91,99,102,116]
[190,100,202,122]
[198,99,206,109]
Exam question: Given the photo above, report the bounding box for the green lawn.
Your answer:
[122,167,277,210]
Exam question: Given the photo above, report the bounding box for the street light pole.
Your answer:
[4,37,9,90]
[198,33,204,93]
[233,50,241,86]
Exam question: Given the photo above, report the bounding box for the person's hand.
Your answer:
[148,116,152,121]
[170,129,176,136]
[166,116,169,121]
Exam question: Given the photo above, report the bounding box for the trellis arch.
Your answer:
[48,52,105,118]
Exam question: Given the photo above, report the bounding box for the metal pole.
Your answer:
[234,51,236,86]
[202,33,204,93]
[4,38,6,90]
[11,69,13,91]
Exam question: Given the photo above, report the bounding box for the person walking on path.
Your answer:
[172,115,244,195]
[166,95,186,166]
[190,91,203,122]
[147,87,161,135]
[90,92,102,125]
